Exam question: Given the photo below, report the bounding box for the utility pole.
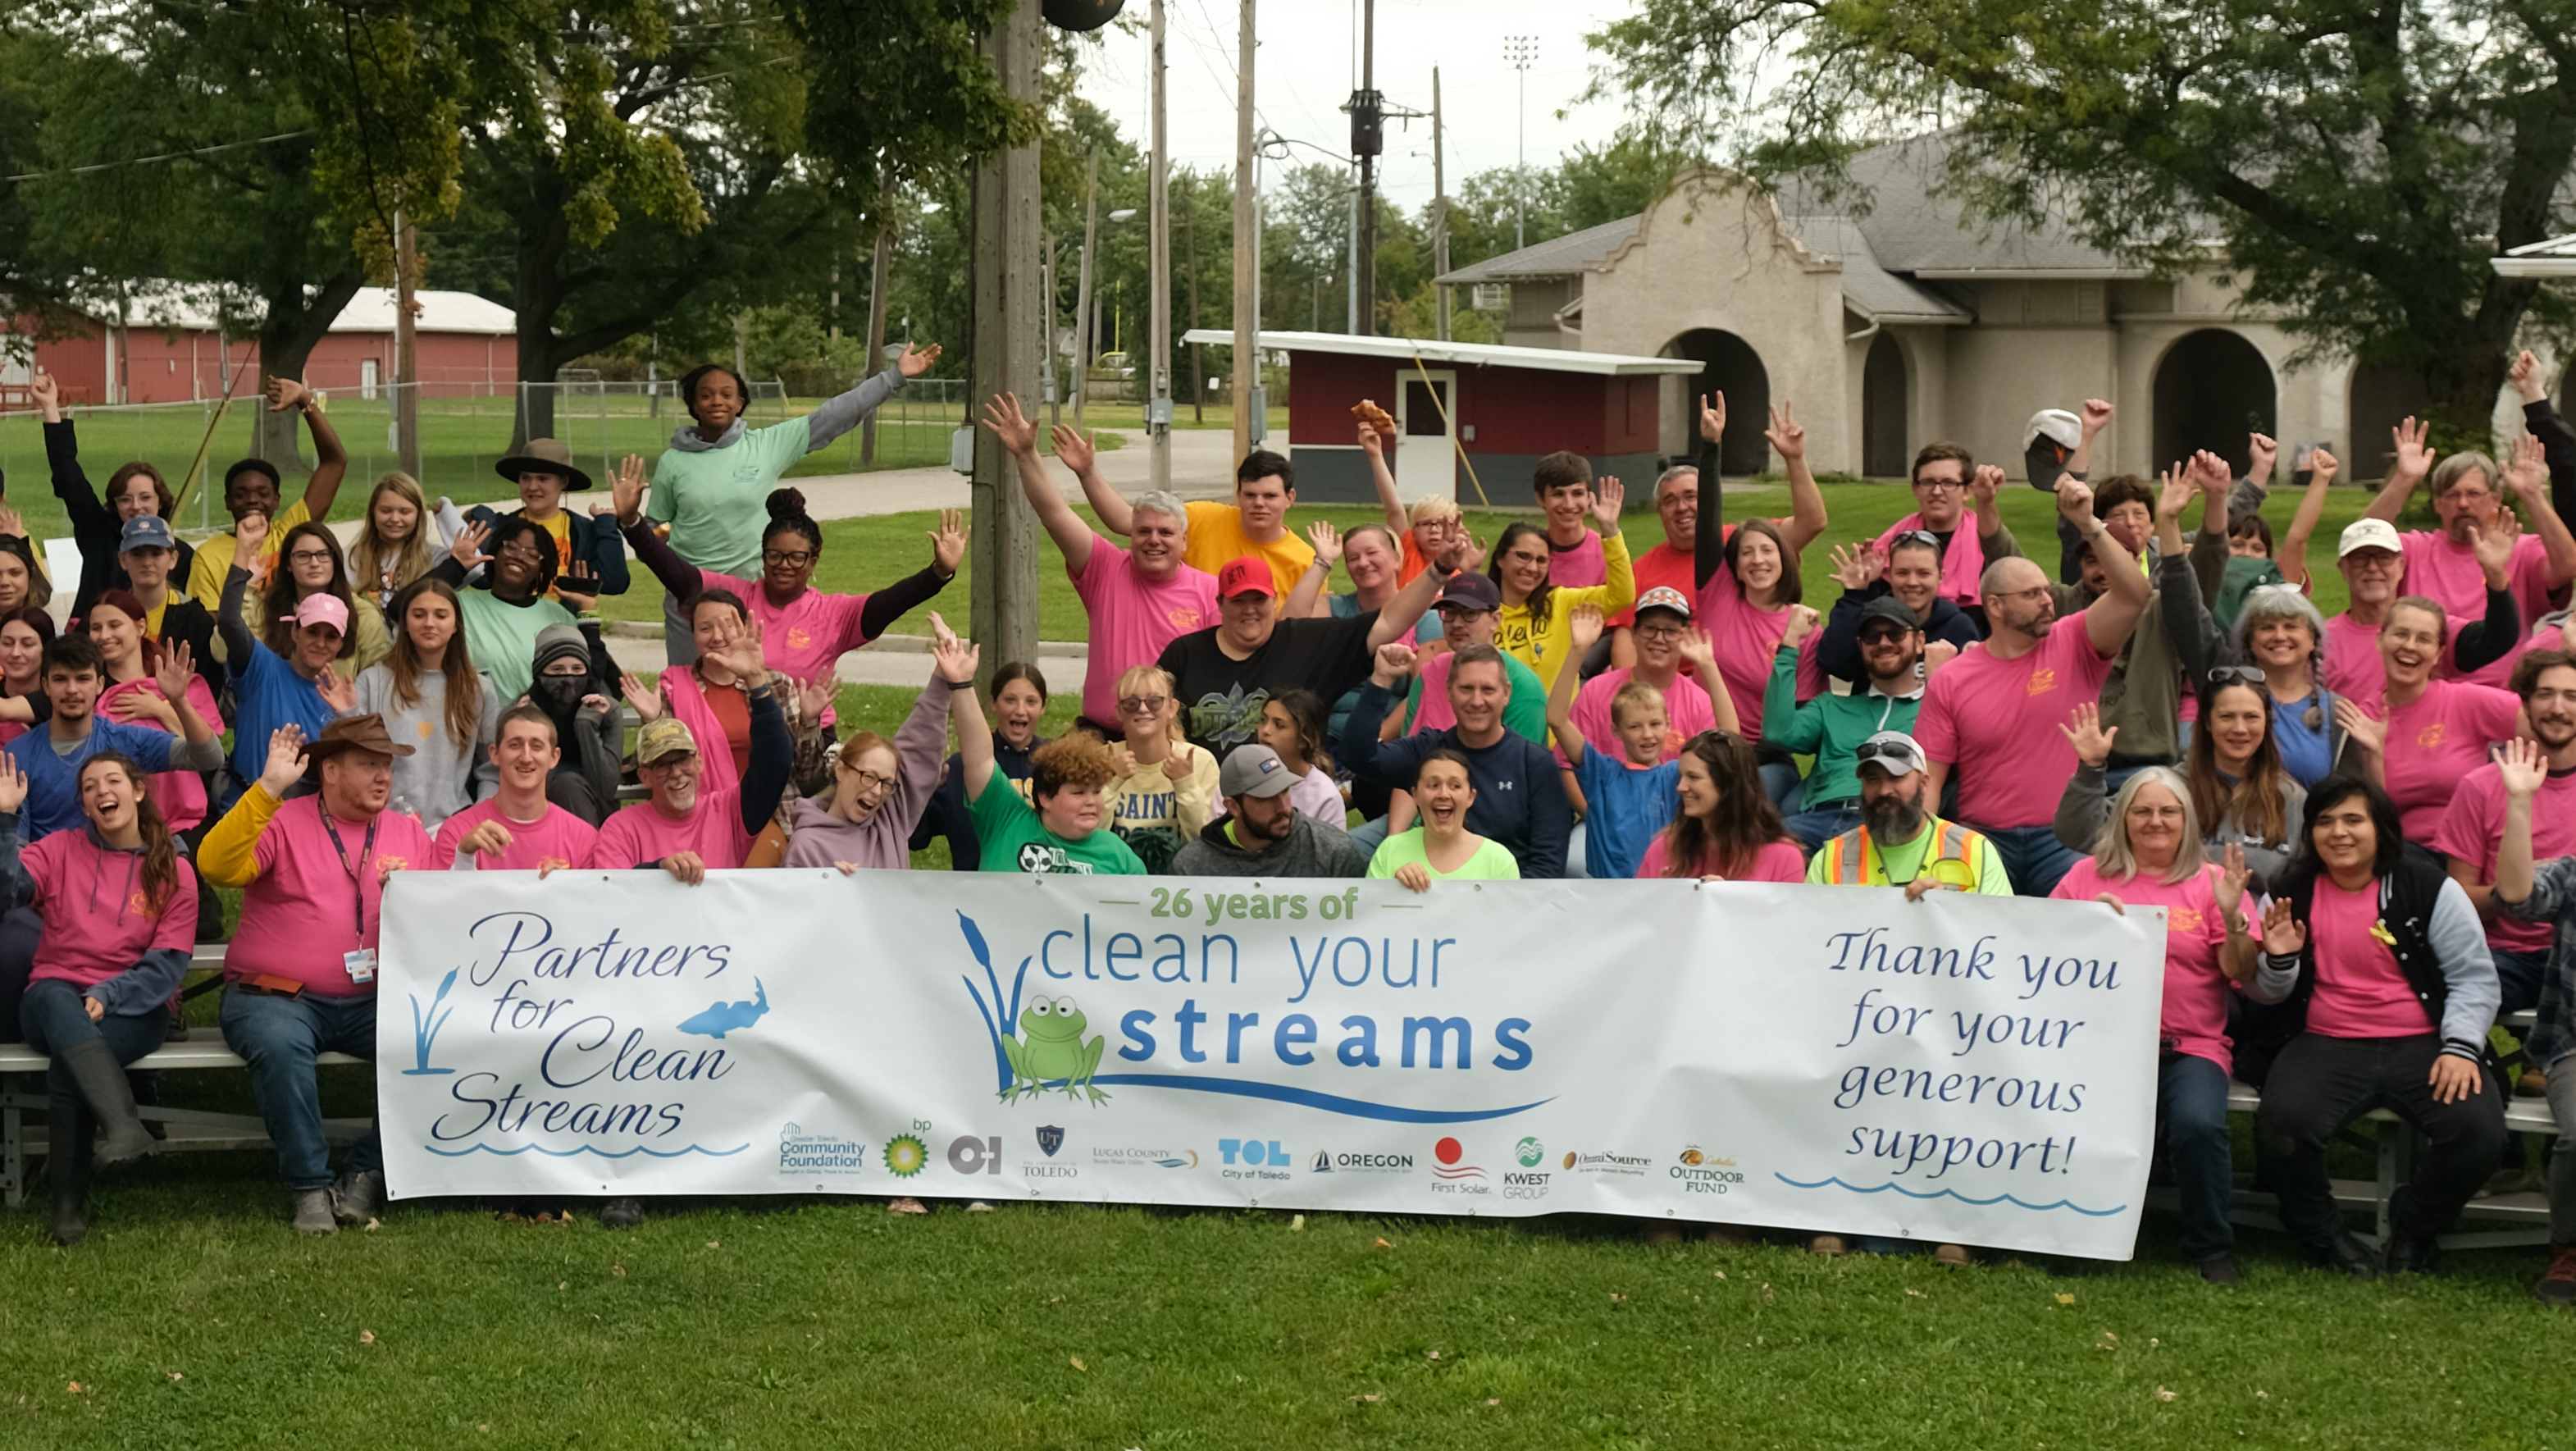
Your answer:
[1072,151,1099,430]
[1432,67,1450,341]
[393,209,422,475]
[1505,35,1537,250]
[1147,0,1173,491]
[1184,175,1204,424]
[1230,0,1256,463]
[1346,186,1359,334]
[968,0,1043,672]
[1344,0,1380,335]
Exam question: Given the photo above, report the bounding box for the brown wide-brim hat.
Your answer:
[300,713,418,773]
[494,436,595,492]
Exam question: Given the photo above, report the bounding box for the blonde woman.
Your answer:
[349,472,440,609]
[1102,664,1218,871]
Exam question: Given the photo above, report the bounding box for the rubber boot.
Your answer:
[49,1103,91,1246]
[60,1038,157,1170]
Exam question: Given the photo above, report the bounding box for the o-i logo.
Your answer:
[883,1134,929,1178]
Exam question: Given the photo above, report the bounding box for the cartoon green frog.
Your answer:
[1003,995,1107,1105]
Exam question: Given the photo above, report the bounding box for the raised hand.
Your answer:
[896,341,943,378]
[555,559,600,614]
[619,669,664,723]
[2246,432,2278,483]
[2332,696,2386,757]
[796,673,837,724]
[1356,421,1385,459]
[1372,641,1419,687]
[2054,476,2098,526]
[1829,542,1883,592]
[0,753,27,815]
[316,668,358,714]
[1698,391,1726,445]
[450,518,491,572]
[716,617,770,689]
[2216,842,2252,922]
[2191,449,2235,498]
[1051,425,1097,476]
[1568,603,1607,655]
[979,392,1038,454]
[1781,602,1821,649]
[1306,520,1344,568]
[2512,349,2547,405]
[258,724,309,798]
[928,611,980,686]
[2057,700,2118,769]
[1590,477,1626,530]
[930,508,969,576]
[2497,737,2547,801]
[2391,416,2433,484]
[1763,402,1805,463]
[2260,896,2306,957]
[2469,508,2521,588]
[611,454,649,524]
[1461,531,1488,573]
[1161,744,1195,783]
[1922,639,1959,673]
[27,371,57,416]
[264,376,310,413]
[1969,463,2004,511]
[2306,445,2339,487]
[2505,431,2550,504]
[2080,398,2115,436]
[153,640,196,708]
[2155,463,2196,522]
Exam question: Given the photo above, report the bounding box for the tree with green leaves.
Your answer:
[1586,0,2576,445]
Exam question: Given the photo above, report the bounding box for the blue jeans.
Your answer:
[1971,823,2082,897]
[1784,803,1861,852]
[220,986,382,1191]
[2158,1053,2235,1263]
[1347,816,1391,860]
[2492,947,2547,1017]
[20,978,166,1125]
[1760,760,1804,814]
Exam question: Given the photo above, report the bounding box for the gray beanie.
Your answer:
[531,623,590,678]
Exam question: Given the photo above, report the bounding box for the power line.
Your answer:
[3,130,313,185]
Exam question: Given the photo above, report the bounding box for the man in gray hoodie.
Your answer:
[1170,746,1366,878]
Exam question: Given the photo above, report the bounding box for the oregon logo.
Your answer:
[883,1134,928,1178]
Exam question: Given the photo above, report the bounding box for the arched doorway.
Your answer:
[2347,359,2429,482]
[2152,330,2276,478]
[1666,329,1771,476]
[1859,331,1908,478]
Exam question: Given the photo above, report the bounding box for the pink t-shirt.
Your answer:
[2052,859,2235,1070]
[1071,536,1219,726]
[591,787,753,871]
[2379,678,2522,843]
[2403,531,2560,687]
[22,830,198,992]
[1694,562,1823,746]
[97,674,225,832]
[2322,612,2388,705]
[1635,836,1805,882]
[693,568,878,685]
[1915,614,2118,830]
[1547,529,1607,589]
[226,797,435,995]
[431,797,601,874]
[1877,513,1984,609]
[1557,667,1718,768]
[2304,877,2434,1038]
[1609,542,1697,628]
[2436,761,2576,956]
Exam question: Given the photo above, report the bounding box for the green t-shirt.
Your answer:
[969,772,1147,875]
[455,588,575,708]
[1366,828,1521,882]
[648,417,814,577]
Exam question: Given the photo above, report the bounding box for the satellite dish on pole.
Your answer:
[1044,0,1124,31]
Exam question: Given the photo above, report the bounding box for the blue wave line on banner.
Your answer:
[1088,1075,1549,1123]
[422,1143,752,1160]
[1772,1174,2126,1217]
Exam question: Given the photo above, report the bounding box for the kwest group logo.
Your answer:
[1430,1137,1489,1196]
[1673,1146,1748,1195]
[1502,1135,1549,1200]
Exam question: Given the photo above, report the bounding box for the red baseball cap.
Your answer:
[1218,556,1276,599]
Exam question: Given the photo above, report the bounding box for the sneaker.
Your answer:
[2195,1254,2244,1287]
[2481,1166,2529,1198]
[887,1197,929,1215]
[2383,1233,2441,1276]
[598,1198,644,1230]
[1808,1234,1848,1257]
[1640,1224,1684,1248]
[290,1189,338,1234]
[2531,1245,2576,1307]
[331,1169,386,1225]
[2307,1229,2378,1280]
[965,1201,995,1212]
[1933,1243,1974,1266]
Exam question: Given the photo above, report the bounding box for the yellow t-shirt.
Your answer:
[532,509,575,573]
[185,500,312,606]
[1180,500,1315,601]
[143,600,169,637]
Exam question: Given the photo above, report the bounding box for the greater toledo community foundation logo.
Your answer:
[776,1123,868,1177]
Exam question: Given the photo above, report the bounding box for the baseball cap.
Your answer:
[1632,584,1693,620]
[1217,556,1276,599]
[284,593,350,636]
[2338,518,2403,558]
[636,716,700,767]
[1429,571,1502,613]
[1854,730,1927,778]
[1219,743,1297,800]
[119,515,176,553]
[2022,408,2082,454]
[1856,596,1921,635]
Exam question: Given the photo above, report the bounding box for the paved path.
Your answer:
[760,426,1239,522]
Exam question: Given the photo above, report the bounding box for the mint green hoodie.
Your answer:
[1760,645,1922,809]
[649,370,905,576]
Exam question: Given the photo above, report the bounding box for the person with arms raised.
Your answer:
[218,553,344,804]
[1079,440,1314,601]
[1561,586,1729,773]
[324,577,499,832]
[186,378,350,606]
[910,660,1051,871]
[1342,641,1573,878]
[1548,606,1683,881]
[2246,773,2504,1278]
[2437,649,2576,1023]
[1159,552,1440,759]
[1690,392,1831,805]
[31,370,195,618]
[1916,477,2151,895]
[1812,532,1981,688]
[2050,769,2266,1284]
[85,590,225,842]
[2488,733,2576,1303]
[1767,597,1936,851]
[1171,743,1369,878]
[1487,477,1635,692]
[947,618,1146,877]
[648,343,941,664]
[261,523,389,677]
[426,514,595,709]
[2358,412,2576,687]
[782,648,973,873]
[0,751,197,1245]
[984,395,1219,736]
[431,705,600,874]
[203,718,434,1234]
[590,628,791,882]
[1873,442,2010,617]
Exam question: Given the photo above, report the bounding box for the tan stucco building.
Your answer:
[1437,137,2560,483]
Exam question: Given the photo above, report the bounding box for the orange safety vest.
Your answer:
[1817,819,1990,890]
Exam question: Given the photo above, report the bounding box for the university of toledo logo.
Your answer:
[1037,1125,1065,1157]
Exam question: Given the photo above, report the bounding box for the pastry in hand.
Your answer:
[1352,399,1397,440]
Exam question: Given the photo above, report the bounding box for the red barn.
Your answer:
[1183,329,1703,507]
[3,285,517,405]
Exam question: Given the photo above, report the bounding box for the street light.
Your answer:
[1504,35,1537,250]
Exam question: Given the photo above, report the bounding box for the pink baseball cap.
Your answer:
[284,593,350,636]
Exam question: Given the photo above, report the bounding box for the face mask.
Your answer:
[533,673,588,712]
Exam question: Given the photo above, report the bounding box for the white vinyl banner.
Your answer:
[376,870,2170,1258]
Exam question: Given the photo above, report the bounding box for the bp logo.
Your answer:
[883,1133,929,1178]
[1515,1137,1544,1168]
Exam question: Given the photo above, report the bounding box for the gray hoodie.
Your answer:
[780,667,951,871]
[1169,812,1368,878]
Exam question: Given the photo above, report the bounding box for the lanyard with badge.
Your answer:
[323,814,381,983]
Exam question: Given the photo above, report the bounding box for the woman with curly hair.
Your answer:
[1637,730,1805,881]
[260,522,388,676]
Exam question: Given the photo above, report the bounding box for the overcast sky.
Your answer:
[1069,0,1640,213]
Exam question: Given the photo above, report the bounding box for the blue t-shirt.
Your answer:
[5,720,181,841]
[1572,749,1680,880]
[2269,689,2335,788]
[230,643,334,786]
